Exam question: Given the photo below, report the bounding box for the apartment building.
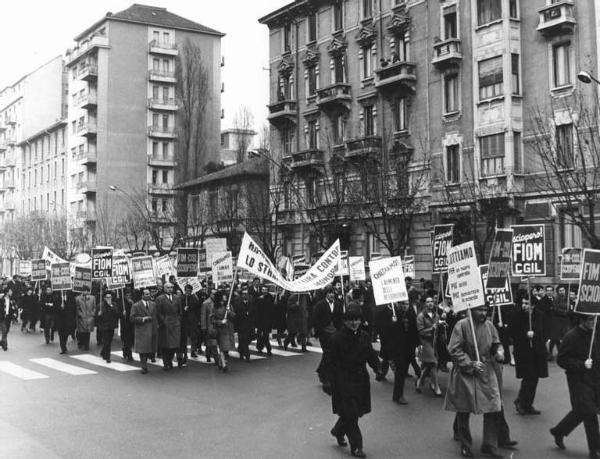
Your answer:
[260,0,599,281]
[64,4,223,246]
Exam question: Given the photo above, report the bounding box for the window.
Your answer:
[332,114,345,145]
[307,14,317,42]
[446,145,460,183]
[162,114,169,130]
[307,66,317,96]
[61,158,65,176]
[394,32,409,61]
[152,86,159,99]
[152,113,159,128]
[362,0,373,19]
[509,0,518,19]
[162,32,170,44]
[333,55,345,83]
[513,132,521,173]
[511,53,520,95]
[444,9,458,40]
[208,191,218,220]
[162,170,168,184]
[478,56,503,100]
[556,124,573,168]
[153,31,160,42]
[477,0,501,26]
[444,74,459,113]
[152,170,158,184]
[278,73,293,100]
[152,199,158,213]
[152,142,159,156]
[305,178,316,206]
[162,87,169,102]
[393,97,408,132]
[153,58,160,70]
[281,127,294,155]
[333,3,343,31]
[364,105,375,136]
[283,24,292,53]
[559,210,582,248]
[553,42,572,87]
[362,45,373,79]
[162,59,170,71]
[162,199,168,213]
[479,133,505,176]
[308,120,318,149]
[162,142,169,157]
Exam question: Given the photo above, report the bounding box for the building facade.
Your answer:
[261,0,600,282]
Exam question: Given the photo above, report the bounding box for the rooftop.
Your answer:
[176,157,269,190]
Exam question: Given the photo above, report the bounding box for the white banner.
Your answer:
[237,233,340,292]
[336,250,349,276]
[42,247,67,267]
[369,256,408,305]
[447,241,486,312]
[177,276,203,294]
[349,256,366,281]
[153,255,174,278]
[402,255,415,279]
[205,238,227,264]
[212,251,233,284]
[18,260,32,277]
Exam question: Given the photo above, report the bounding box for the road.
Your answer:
[0,329,590,459]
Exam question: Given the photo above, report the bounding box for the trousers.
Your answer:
[454,412,498,448]
[517,376,539,409]
[554,411,599,453]
[256,330,272,353]
[100,329,114,361]
[332,415,363,450]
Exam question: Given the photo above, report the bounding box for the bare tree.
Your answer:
[232,106,255,163]
[245,184,281,262]
[186,192,211,248]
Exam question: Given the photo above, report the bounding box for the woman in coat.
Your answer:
[210,292,236,372]
[321,303,380,458]
[75,287,96,351]
[416,296,442,396]
[285,292,308,351]
[130,288,158,374]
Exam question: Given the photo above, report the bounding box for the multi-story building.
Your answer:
[220,128,257,166]
[261,0,600,282]
[64,4,223,247]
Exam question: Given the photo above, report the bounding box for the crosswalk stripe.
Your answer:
[30,358,97,375]
[268,340,323,354]
[0,361,49,380]
[70,354,138,372]
[228,351,266,361]
[264,348,302,357]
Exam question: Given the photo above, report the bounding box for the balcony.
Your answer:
[148,155,177,167]
[149,40,178,56]
[345,136,382,160]
[290,149,325,171]
[78,64,98,81]
[375,61,416,91]
[149,211,175,224]
[77,122,97,138]
[316,83,351,110]
[148,183,175,196]
[432,38,462,69]
[76,180,97,194]
[147,98,178,111]
[4,201,15,211]
[76,210,97,222]
[4,156,16,168]
[5,136,17,147]
[0,143,6,152]
[0,161,6,172]
[77,150,97,166]
[148,69,176,83]
[66,36,109,65]
[267,100,298,125]
[75,92,97,109]
[0,124,6,133]
[148,126,176,139]
[537,1,576,36]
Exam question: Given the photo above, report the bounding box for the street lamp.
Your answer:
[577,70,600,85]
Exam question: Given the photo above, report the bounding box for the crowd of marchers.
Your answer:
[0,274,597,459]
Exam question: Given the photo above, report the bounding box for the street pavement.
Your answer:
[0,329,590,459]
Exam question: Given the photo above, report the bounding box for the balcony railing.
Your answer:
[149,211,175,224]
[267,100,298,124]
[76,150,97,165]
[78,64,98,81]
[148,126,176,138]
[76,180,97,193]
[345,136,382,160]
[148,183,175,195]
[147,98,178,111]
[148,155,177,167]
[432,38,462,69]
[66,36,109,65]
[148,69,176,82]
[291,149,325,171]
[316,83,351,109]
[149,40,178,55]
[76,210,96,221]
[75,92,97,109]
[375,61,416,91]
[537,1,576,36]
[77,122,98,137]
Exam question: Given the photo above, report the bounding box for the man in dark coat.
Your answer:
[255,285,274,356]
[550,314,600,458]
[314,288,344,383]
[0,289,18,351]
[97,291,121,363]
[181,285,201,359]
[119,289,135,361]
[511,289,548,415]
[130,288,158,374]
[321,303,380,458]
[233,288,255,361]
[55,291,77,354]
[40,286,56,344]
[156,282,183,369]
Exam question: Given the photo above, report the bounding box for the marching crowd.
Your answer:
[0,273,598,458]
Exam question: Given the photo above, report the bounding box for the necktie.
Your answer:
[144,301,148,312]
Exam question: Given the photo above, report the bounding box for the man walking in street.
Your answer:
[181,284,201,359]
[313,288,344,384]
[97,291,120,363]
[75,286,96,351]
[120,289,135,361]
[233,287,255,361]
[156,282,183,370]
[130,288,158,374]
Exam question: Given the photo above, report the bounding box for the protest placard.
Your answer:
[178,276,203,294]
[31,259,47,281]
[486,228,513,289]
[111,256,131,285]
[560,247,582,281]
[131,256,156,289]
[479,264,513,306]
[402,255,415,279]
[204,238,227,264]
[73,267,92,293]
[50,262,72,290]
[511,224,546,277]
[447,241,485,312]
[18,260,32,277]
[212,251,234,284]
[432,224,453,273]
[177,248,199,278]
[92,247,113,279]
[576,249,600,315]
[368,256,408,305]
[153,255,174,278]
[349,256,366,281]
[337,250,349,276]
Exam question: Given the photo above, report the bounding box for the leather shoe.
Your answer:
[525,407,541,415]
[330,428,347,447]
[498,440,518,449]
[460,445,474,458]
[141,368,148,374]
[351,449,367,458]
[549,428,565,450]
[393,397,408,405]
[513,400,525,415]
[481,445,503,458]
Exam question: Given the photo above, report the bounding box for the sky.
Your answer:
[0,0,290,132]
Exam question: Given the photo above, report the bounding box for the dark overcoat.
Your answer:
[286,293,308,335]
[156,293,182,349]
[255,293,275,332]
[130,299,158,354]
[510,306,548,379]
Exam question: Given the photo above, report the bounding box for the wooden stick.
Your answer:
[567,281,572,312]
[468,308,481,362]
[527,277,533,348]
[340,275,346,313]
[225,269,237,312]
[588,315,598,360]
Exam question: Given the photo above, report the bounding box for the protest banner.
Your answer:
[511,224,546,277]
[402,255,415,279]
[153,255,174,278]
[212,251,234,284]
[111,256,131,285]
[336,251,349,276]
[447,241,485,313]
[31,259,47,281]
[486,228,513,289]
[42,247,67,265]
[237,232,340,292]
[576,249,600,315]
[91,247,113,279]
[204,238,227,264]
[560,247,582,281]
[131,256,156,289]
[479,264,513,306]
[368,256,408,305]
[349,256,366,281]
[293,263,310,280]
[18,260,32,277]
[432,224,453,273]
[73,267,92,293]
[177,248,199,278]
[50,262,72,290]
[177,276,203,294]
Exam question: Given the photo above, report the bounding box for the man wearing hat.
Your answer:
[550,314,600,458]
[321,302,380,458]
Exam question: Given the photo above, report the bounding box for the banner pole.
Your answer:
[567,281,572,312]
[225,269,237,312]
[527,276,533,348]
[340,273,346,313]
[588,315,598,361]
[468,308,481,362]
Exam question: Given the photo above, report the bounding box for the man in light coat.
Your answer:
[75,286,96,351]
[444,305,504,458]
[156,282,183,370]
[130,288,158,374]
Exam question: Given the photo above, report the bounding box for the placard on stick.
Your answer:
[368,256,408,305]
[511,224,546,277]
[479,264,513,306]
[576,249,600,315]
[177,248,199,278]
[560,247,582,281]
[73,267,92,293]
[486,228,513,289]
[50,262,72,291]
[31,259,47,281]
[92,247,113,279]
[432,224,453,273]
[447,241,485,312]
